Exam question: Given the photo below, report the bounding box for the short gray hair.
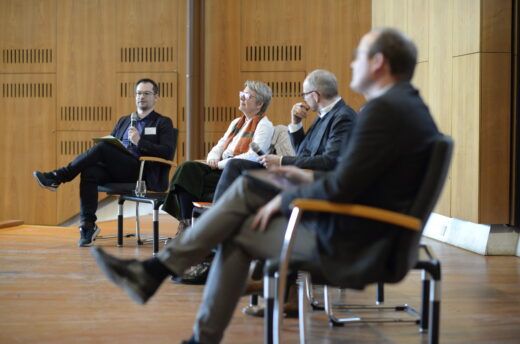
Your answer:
[245,80,272,115]
[304,69,338,99]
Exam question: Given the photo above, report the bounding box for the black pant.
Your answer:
[213,159,264,201]
[56,142,139,227]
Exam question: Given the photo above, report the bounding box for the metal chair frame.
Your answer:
[264,135,453,344]
[97,156,176,254]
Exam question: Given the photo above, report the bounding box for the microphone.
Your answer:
[130,112,138,128]
[250,142,266,156]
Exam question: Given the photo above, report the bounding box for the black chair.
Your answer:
[97,129,178,254]
[264,135,453,344]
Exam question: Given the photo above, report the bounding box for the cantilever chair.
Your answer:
[97,128,178,254]
[264,135,453,344]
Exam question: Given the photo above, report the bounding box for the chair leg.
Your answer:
[264,274,275,344]
[429,261,441,344]
[298,274,308,344]
[117,198,125,246]
[153,207,159,254]
[303,274,323,311]
[250,294,258,306]
[376,282,384,304]
[420,270,431,332]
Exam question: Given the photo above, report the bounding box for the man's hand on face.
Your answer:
[291,102,310,125]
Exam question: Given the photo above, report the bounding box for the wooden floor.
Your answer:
[1,217,519,343]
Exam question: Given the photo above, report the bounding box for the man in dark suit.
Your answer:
[33,79,175,247]
[212,69,356,201]
[91,28,439,344]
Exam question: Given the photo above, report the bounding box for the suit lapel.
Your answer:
[308,100,344,155]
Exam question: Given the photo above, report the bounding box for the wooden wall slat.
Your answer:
[305,0,370,112]
[56,0,116,132]
[0,0,56,73]
[451,54,480,222]
[479,52,511,223]
[428,0,453,216]
[115,0,179,72]
[0,74,57,225]
[452,0,480,56]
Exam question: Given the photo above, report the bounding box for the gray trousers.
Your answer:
[157,176,319,344]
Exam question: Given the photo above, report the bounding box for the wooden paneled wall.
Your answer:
[203,0,370,156]
[1,0,183,225]
[2,0,371,225]
[373,0,513,224]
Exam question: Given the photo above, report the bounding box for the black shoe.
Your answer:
[180,336,200,344]
[33,171,61,191]
[78,225,101,247]
[91,247,162,304]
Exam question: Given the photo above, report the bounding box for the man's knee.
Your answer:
[80,166,105,183]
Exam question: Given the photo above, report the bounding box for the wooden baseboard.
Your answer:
[0,220,24,229]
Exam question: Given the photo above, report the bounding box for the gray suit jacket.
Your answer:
[283,99,356,171]
[281,82,440,288]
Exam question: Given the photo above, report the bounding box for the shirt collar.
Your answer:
[318,96,342,118]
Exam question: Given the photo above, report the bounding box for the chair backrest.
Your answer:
[151,128,179,192]
[269,125,295,156]
[392,134,453,277]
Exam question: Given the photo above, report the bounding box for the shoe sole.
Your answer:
[78,226,101,247]
[90,247,149,304]
[32,171,58,192]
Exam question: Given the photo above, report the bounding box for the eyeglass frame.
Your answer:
[239,91,257,100]
[135,91,156,97]
[300,90,319,98]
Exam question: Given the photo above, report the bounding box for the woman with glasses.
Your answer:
[162,80,274,232]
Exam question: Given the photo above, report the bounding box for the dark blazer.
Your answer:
[283,99,356,171]
[281,82,439,288]
[111,111,177,191]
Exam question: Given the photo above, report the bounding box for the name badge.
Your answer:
[144,127,157,135]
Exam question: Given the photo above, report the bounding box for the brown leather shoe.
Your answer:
[175,219,191,237]
[242,283,299,318]
[243,280,263,295]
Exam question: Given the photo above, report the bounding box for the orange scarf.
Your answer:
[222,114,264,156]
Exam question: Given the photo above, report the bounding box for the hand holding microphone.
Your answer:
[251,142,282,168]
[250,142,266,156]
[129,112,140,145]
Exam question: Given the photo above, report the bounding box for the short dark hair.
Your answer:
[368,28,417,81]
[135,78,159,95]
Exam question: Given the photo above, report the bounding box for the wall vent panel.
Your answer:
[119,82,175,98]
[2,49,53,64]
[245,45,302,62]
[2,83,53,98]
[266,81,301,97]
[60,140,95,156]
[120,47,175,63]
[59,106,113,122]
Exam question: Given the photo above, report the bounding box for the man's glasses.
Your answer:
[300,90,318,98]
[239,91,256,100]
[135,91,155,97]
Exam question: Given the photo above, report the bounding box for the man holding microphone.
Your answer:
[33,78,175,247]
